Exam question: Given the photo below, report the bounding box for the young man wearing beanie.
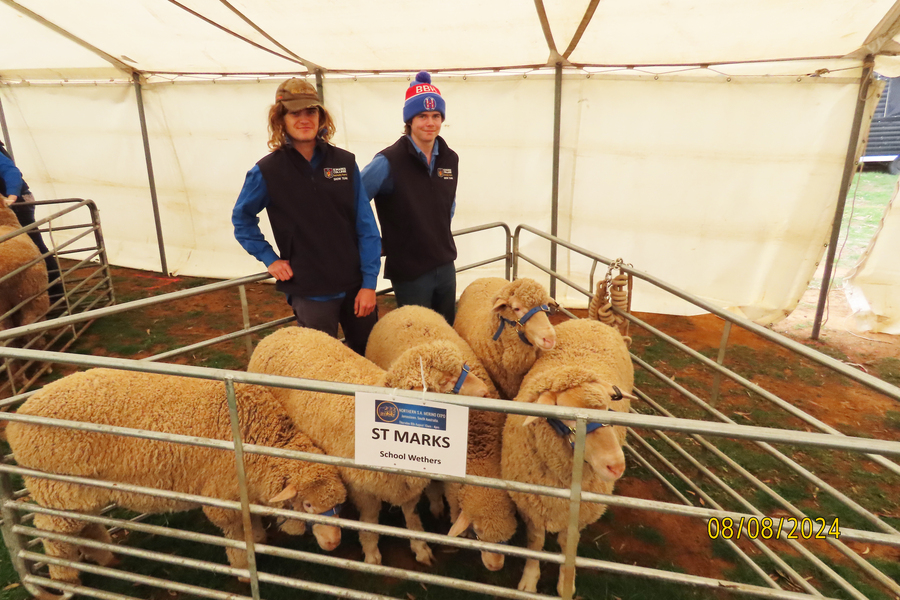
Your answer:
[361,71,459,325]
[232,78,381,354]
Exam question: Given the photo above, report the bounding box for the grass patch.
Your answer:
[871,357,900,386]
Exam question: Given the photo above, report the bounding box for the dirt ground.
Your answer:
[5,266,900,599]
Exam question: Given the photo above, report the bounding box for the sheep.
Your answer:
[6,368,347,587]
[454,277,558,399]
[247,326,489,567]
[364,305,517,570]
[0,202,49,333]
[500,319,636,595]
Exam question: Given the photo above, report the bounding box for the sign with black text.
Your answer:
[355,392,468,477]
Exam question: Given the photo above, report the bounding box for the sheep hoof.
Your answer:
[363,550,382,565]
[517,573,539,593]
[413,543,434,566]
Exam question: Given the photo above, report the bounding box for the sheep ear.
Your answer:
[269,485,297,504]
[448,512,471,537]
[492,297,508,312]
[523,391,556,425]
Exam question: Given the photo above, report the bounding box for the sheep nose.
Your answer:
[607,462,625,479]
[541,336,556,350]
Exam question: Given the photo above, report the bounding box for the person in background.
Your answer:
[361,71,458,325]
[232,78,381,355]
[0,140,64,305]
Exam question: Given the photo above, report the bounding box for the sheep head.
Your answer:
[520,366,633,482]
[491,278,558,350]
[385,340,489,397]
[270,461,347,551]
[448,485,518,571]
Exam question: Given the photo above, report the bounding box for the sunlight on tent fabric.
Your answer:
[569,0,895,66]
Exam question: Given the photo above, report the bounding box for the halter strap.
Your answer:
[319,503,343,517]
[491,304,552,346]
[452,363,471,395]
[547,413,612,449]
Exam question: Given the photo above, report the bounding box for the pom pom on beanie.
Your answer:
[403,71,445,123]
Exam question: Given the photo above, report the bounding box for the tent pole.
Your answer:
[811,56,875,339]
[550,62,562,297]
[0,96,12,158]
[132,72,169,276]
[316,70,324,103]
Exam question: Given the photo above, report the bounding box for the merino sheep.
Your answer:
[248,326,489,566]
[500,319,636,595]
[7,369,347,586]
[365,306,517,570]
[454,277,558,399]
[0,202,49,333]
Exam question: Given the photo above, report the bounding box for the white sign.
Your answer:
[354,391,469,477]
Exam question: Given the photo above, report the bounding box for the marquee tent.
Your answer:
[3,0,900,331]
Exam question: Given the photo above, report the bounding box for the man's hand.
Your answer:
[355,288,376,317]
[267,259,293,281]
[2,194,17,206]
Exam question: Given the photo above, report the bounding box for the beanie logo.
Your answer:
[424,97,436,110]
[414,84,439,95]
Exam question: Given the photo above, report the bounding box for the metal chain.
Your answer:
[589,258,633,345]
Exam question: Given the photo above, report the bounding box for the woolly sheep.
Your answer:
[454,277,558,399]
[247,326,488,566]
[7,369,347,587]
[365,306,517,571]
[0,203,49,334]
[500,319,636,595]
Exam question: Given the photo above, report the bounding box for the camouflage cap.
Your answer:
[275,78,322,112]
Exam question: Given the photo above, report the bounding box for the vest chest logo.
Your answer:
[437,168,453,180]
[323,167,349,181]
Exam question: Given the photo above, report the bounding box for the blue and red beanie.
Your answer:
[403,71,445,123]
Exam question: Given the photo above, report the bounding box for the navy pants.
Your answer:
[391,262,457,326]
[290,289,378,356]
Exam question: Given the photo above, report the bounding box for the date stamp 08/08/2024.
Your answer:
[707,516,841,541]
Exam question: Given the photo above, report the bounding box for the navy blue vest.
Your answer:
[257,142,361,297]
[374,136,458,281]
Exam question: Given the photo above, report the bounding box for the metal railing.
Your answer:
[1,199,115,397]
[0,221,897,600]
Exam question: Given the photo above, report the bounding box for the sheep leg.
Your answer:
[203,506,265,574]
[518,515,545,593]
[424,481,445,518]
[556,528,576,597]
[400,497,434,566]
[79,523,118,567]
[33,513,85,583]
[444,482,462,523]
[352,491,383,565]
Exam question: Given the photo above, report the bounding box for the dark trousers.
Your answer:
[10,195,64,303]
[290,289,378,356]
[391,262,457,326]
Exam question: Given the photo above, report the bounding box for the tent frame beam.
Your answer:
[550,62,562,298]
[812,56,875,339]
[0,97,12,158]
[132,73,168,276]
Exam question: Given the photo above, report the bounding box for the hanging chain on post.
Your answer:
[588,258,633,345]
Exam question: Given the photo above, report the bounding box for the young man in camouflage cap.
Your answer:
[232,78,381,354]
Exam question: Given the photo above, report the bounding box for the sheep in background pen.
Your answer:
[247,326,489,567]
[501,319,636,595]
[454,277,557,399]
[365,305,518,571]
[0,202,49,335]
[6,369,347,589]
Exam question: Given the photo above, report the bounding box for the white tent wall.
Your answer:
[1,68,869,320]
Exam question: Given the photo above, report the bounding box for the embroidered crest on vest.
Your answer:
[437,168,453,179]
[324,166,349,181]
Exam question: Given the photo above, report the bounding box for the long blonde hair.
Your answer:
[267,103,336,150]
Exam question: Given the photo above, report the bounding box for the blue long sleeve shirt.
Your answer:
[232,146,381,300]
[0,150,25,197]
[361,136,456,219]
